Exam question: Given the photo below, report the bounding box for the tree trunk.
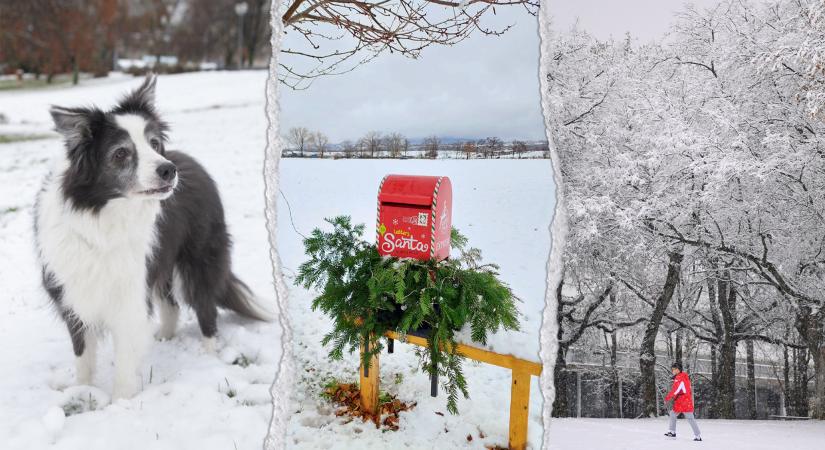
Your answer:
[717,274,737,419]
[710,344,719,418]
[610,292,620,418]
[783,344,791,415]
[706,276,722,418]
[71,55,79,85]
[795,306,822,418]
[813,346,825,419]
[746,339,756,419]
[675,330,683,368]
[792,346,809,416]
[640,252,683,417]
[552,352,570,417]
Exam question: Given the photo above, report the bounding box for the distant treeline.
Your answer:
[281,127,550,159]
[0,0,272,83]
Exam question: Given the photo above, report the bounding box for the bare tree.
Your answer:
[461,141,477,159]
[241,0,271,67]
[279,0,539,88]
[423,135,440,159]
[384,132,406,158]
[0,0,121,84]
[512,140,528,158]
[482,136,502,158]
[359,131,383,158]
[286,126,311,156]
[312,131,329,157]
[341,139,356,158]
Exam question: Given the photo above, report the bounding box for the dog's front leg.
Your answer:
[76,330,98,385]
[61,310,97,385]
[110,302,152,400]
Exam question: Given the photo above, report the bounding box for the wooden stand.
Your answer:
[359,330,542,450]
[359,336,380,422]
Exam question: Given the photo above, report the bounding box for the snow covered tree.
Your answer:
[548,0,825,419]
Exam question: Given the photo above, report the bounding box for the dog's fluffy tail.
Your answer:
[220,274,275,322]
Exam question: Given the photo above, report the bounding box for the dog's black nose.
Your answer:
[156,163,177,182]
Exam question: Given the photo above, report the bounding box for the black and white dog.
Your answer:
[34,75,272,399]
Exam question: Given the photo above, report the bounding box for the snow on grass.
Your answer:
[548,418,825,450]
[278,159,555,449]
[0,71,279,450]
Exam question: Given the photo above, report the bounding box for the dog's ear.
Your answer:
[50,106,91,149]
[134,72,157,105]
[118,73,157,111]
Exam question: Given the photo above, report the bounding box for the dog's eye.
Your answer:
[113,147,129,161]
[150,138,161,151]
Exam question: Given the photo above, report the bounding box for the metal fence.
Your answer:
[558,347,802,419]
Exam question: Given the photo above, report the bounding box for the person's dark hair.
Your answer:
[671,362,683,372]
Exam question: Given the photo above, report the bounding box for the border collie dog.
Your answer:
[34,75,271,399]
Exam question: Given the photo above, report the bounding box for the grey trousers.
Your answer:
[669,410,701,437]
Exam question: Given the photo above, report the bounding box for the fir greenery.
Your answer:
[295,216,520,414]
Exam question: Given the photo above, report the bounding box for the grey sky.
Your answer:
[277,1,725,143]
[550,0,723,42]
[278,8,544,143]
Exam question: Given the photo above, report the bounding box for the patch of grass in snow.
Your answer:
[62,393,98,416]
[0,77,71,91]
[319,377,351,401]
[378,391,393,405]
[223,378,237,398]
[393,373,403,385]
[0,133,51,144]
[232,353,255,368]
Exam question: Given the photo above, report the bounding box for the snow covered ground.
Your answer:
[547,418,825,450]
[0,71,280,449]
[277,159,555,449]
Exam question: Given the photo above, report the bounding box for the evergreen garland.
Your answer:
[295,215,520,414]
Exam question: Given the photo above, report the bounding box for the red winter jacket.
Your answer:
[665,372,694,413]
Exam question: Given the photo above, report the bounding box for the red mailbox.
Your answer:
[376,175,452,261]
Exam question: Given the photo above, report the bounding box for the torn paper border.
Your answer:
[264,2,293,450]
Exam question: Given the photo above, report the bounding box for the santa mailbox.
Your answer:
[376,175,452,261]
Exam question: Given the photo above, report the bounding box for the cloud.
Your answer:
[278,8,544,142]
[551,0,723,42]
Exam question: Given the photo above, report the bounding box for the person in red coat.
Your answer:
[664,362,702,441]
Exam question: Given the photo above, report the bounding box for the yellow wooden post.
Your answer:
[508,369,531,450]
[359,336,380,423]
[382,330,541,447]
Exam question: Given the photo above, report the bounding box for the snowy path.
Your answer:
[548,418,825,450]
[0,71,280,450]
[278,159,555,449]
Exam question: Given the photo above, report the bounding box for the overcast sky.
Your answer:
[277,1,725,143]
[551,0,723,42]
[278,8,544,143]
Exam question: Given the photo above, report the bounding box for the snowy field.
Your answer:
[277,159,555,449]
[548,418,825,450]
[0,71,279,449]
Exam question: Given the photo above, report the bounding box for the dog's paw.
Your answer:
[111,380,139,400]
[202,337,217,354]
[154,328,175,341]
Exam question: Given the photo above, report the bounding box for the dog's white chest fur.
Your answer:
[36,167,161,324]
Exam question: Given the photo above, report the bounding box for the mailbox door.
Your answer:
[377,203,432,260]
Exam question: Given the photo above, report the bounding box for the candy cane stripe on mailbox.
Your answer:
[430,176,443,259]
[376,175,389,243]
